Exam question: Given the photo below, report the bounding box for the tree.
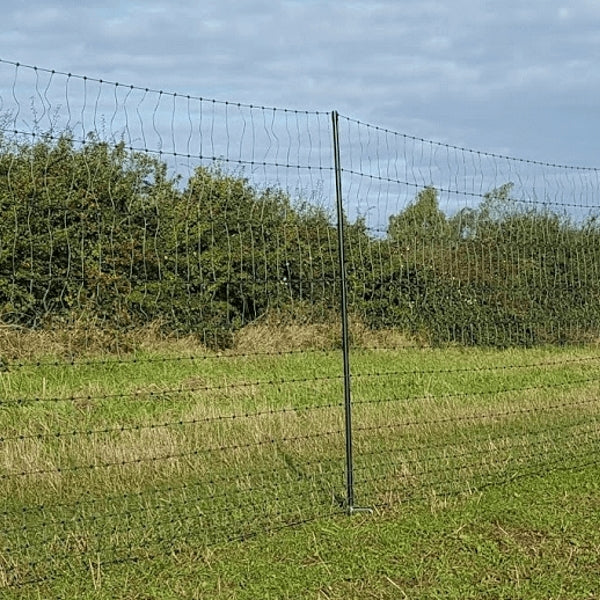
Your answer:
[387,186,448,244]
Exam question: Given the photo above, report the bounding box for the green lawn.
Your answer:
[1,343,600,598]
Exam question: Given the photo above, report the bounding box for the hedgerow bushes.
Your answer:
[1,134,599,348]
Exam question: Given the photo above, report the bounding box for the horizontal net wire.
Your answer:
[0,59,345,591]
[336,114,600,510]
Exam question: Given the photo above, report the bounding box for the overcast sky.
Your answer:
[1,0,599,170]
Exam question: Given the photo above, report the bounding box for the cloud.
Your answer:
[1,0,600,165]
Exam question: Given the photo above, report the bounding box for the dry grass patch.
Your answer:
[232,314,421,354]
[0,319,209,362]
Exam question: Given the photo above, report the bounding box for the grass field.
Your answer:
[1,334,600,599]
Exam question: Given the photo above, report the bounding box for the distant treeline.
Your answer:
[1,134,600,347]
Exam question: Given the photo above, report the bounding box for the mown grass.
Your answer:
[1,334,600,598]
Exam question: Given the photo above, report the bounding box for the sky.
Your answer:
[1,0,599,226]
[1,0,599,166]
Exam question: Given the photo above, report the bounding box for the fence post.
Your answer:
[331,110,356,514]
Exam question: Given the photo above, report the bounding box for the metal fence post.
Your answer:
[332,110,356,514]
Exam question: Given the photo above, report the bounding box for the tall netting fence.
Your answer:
[0,60,347,591]
[2,57,600,595]
[336,114,600,512]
